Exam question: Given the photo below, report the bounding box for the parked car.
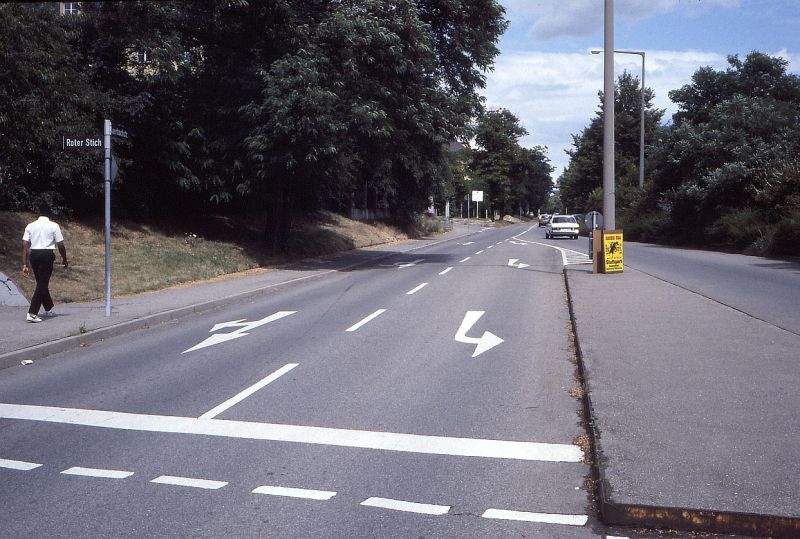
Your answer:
[545,214,580,239]
[538,214,551,227]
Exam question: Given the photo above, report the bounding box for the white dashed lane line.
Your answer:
[0,458,42,470]
[439,267,453,275]
[61,466,134,479]
[361,497,450,515]
[151,475,228,490]
[253,485,337,500]
[459,257,471,263]
[346,309,387,332]
[406,283,428,295]
[200,363,298,419]
[475,250,484,255]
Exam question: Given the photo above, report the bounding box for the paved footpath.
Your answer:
[2,224,798,537]
[566,266,799,537]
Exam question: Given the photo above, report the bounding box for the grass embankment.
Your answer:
[0,211,411,304]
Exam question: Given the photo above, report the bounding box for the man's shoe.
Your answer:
[42,309,55,318]
[26,313,43,323]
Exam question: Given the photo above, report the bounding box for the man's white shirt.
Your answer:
[23,216,64,249]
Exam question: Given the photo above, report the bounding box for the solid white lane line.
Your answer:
[406,283,428,295]
[200,363,298,419]
[438,267,453,275]
[0,458,42,471]
[0,404,584,462]
[475,250,484,254]
[346,309,387,332]
[151,475,227,490]
[482,509,588,526]
[459,257,471,263]
[361,497,450,515]
[61,466,133,479]
[253,485,336,500]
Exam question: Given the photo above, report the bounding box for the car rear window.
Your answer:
[552,216,576,223]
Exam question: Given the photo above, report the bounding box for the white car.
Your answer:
[545,214,579,239]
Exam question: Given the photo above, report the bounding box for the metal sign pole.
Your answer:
[104,120,112,317]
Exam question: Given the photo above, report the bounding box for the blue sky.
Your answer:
[480,0,800,180]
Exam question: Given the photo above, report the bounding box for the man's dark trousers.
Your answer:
[29,249,55,315]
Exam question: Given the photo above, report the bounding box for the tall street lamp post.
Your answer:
[592,48,646,189]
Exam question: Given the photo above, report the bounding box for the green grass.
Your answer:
[0,210,410,303]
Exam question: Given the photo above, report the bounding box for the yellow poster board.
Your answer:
[602,230,624,273]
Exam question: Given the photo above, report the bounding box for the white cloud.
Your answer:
[502,0,741,41]
[481,49,729,178]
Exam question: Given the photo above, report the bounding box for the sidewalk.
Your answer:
[566,266,799,537]
[0,222,476,369]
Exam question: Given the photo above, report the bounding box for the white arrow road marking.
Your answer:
[507,258,530,269]
[398,259,424,268]
[0,403,583,462]
[509,240,528,245]
[183,311,296,353]
[459,241,475,245]
[455,311,504,358]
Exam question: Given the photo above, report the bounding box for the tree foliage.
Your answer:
[558,71,663,214]
[560,52,800,256]
[0,4,107,214]
[469,109,553,217]
[634,52,800,254]
[1,0,508,251]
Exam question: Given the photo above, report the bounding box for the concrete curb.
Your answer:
[1,227,479,371]
[563,269,800,538]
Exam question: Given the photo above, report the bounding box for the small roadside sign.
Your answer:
[471,190,484,202]
[602,230,624,273]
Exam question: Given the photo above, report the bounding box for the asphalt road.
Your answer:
[623,241,800,335]
[0,225,619,538]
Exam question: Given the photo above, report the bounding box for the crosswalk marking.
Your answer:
[151,475,228,490]
[0,458,42,471]
[253,485,337,500]
[361,497,450,515]
[482,508,588,526]
[61,466,134,479]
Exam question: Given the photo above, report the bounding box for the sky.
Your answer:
[480,0,800,181]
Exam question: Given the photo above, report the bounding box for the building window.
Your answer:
[136,51,150,64]
[62,2,81,15]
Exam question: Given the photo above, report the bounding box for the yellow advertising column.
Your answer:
[601,230,624,273]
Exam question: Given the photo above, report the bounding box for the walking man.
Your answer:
[22,216,68,323]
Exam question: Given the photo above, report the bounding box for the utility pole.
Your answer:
[603,0,615,230]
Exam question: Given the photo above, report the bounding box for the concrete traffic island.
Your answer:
[566,266,800,537]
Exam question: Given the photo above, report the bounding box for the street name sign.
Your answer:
[63,136,102,149]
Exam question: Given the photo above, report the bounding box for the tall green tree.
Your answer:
[559,71,663,215]
[470,109,552,217]
[0,4,106,213]
[641,52,800,252]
